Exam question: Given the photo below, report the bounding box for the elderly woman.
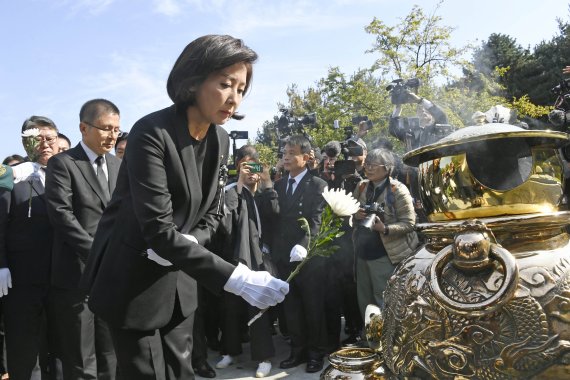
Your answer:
[352,148,419,318]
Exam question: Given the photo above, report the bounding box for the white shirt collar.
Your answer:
[80,140,102,164]
[288,168,308,184]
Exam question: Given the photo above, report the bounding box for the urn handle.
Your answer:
[429,241,519,317]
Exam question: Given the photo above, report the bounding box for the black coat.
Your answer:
[0,168,52,285]
[82,105,235,331]
[258,173,327,265]
[45,144,121,290]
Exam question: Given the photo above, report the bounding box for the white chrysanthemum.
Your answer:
[322,186,360,217]
[22,128,41,138]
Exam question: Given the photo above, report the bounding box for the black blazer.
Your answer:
[0,170,53,285]
[45,144,121,290]
[82,105,235,331]
[259,172,327,264]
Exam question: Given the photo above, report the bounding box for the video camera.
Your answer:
[326,120,366,190]
[277,108,317,136]
[386,78,421,105]
[275,108,317,159]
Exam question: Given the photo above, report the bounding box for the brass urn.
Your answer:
[328,124,570,379]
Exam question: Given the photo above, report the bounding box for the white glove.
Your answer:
[12,161,36,183]
[224,263,289,309]
[289,244,307,262]
[0,268,12,297]
[146,234,198,267]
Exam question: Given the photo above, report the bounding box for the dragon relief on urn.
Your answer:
[375,124,570,379]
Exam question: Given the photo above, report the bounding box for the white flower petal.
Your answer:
[322,187,360,216]
[22,128,41,138]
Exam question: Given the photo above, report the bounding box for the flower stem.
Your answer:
[247,255,312,326]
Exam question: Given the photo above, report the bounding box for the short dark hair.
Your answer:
[285,135,311,154]
[166,35,258,120]
[235,144,259,163]
[79,99,120,123]
[115,132,129,153]
[2,154,25,166]
[21,115,58,133]
[57,132,71,146]
[322,140,341,158]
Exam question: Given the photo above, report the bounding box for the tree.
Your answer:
[470,33,529,98]
[364,1,469,84]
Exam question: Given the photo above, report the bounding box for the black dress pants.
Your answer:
[278,257,327,360]
[109,297,194,380]
[49,287,116,380]
[3,284,52,380]
[220,292,274,361]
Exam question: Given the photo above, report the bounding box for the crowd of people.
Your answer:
[0,34,428,380]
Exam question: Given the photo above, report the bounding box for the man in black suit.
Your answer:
[0,116,60,380]
[45,99,121,380]
[258,135,328,373]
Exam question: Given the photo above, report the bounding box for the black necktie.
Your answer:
[286,178,295,198]
[95,156,110,201]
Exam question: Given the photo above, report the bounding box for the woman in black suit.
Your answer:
[82,35,288,380]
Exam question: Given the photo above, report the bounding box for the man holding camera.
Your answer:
[388,83,449,151]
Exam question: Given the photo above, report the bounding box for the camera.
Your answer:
[332,160,356,178]
[245,162,263,173]
[386,78,421,105]
[277,108,317,135]
[332,120,365,157]
[275,109,317,159]
[361,202,385,230]
[229,130,248,140]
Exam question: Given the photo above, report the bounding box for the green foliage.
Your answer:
[255,1,568,160]
[470,33,529,98]
[509,95,552,119]
[364,1,470,84]
[285,206,344,282]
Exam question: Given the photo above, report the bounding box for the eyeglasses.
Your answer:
[34,135,58,146]
[83,121,122,135]
[364,162,386,170]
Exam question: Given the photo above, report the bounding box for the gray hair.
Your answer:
[365,148,395,174]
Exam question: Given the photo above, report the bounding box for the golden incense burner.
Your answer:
[323,124,570,379]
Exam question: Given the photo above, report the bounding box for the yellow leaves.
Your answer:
[509,95,552,118]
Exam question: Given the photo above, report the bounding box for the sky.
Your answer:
[0,0,566,159]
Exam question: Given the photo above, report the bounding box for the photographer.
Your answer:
[307,146,322,176]
[391,92,448,149]
[346,138,367,177]
[387,77,450,151]
[319,141,342,186]
[352,148,419,316]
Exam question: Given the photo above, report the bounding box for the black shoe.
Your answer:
[279,355,307,369]
[306,359,323,373]
[194,361,216,378]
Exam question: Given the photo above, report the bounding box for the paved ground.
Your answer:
[196,321,356,380]
[198,333,330,380]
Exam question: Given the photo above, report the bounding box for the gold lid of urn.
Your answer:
[403,123,569,221]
